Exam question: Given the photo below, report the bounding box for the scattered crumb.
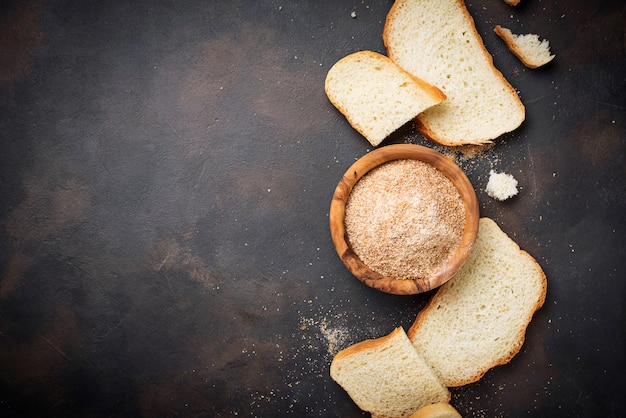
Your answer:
[451,143,496,161]
[465,144,494,160]
[485,170,519,201]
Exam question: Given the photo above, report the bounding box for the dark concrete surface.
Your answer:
[1,0,624,416]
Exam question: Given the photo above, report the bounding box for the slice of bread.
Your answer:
[383,0,525,146]
[325,50,446,147]
[409,403,462,418]
[407,217,547,386]
[494,25,555,69]
[330,327,451,418]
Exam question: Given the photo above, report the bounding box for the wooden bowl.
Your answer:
[329,144,479,295]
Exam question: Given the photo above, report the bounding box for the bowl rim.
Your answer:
[329,144,479,295]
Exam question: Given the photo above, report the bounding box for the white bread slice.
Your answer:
[325,50,446,147]
[494,25,555,69]
[407,218,547,387]
[330,327,450,418]
[383,0,525,146]
[409,403,462,418]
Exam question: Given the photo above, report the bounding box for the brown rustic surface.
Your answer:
[1,0,625,416]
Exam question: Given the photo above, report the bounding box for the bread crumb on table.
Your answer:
[485,170,518,201]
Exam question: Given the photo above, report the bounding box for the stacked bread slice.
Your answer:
[330,218,547,417]
[326,0,526,147]
[330,327,450,418]
[325,51,446,147]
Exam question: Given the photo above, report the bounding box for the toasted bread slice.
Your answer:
[383,0,525,146]
[330,327,450,418]
[495,25,555,69]
[408,218,547,386]
[325,50,446,147]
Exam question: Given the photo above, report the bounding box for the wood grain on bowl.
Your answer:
[329,144,479,295]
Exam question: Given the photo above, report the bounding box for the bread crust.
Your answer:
[325,52,446,143]
[494,25,555,69]
[407,218,547,386]
[331,327,451,417]
[325,50,445,146]
[383,0,525,146]
[409,402,462,418]
[331,326,405,362]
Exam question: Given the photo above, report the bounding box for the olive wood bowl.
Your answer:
[329,144,479,295]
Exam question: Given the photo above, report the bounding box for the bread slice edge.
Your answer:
[407,217,547,386]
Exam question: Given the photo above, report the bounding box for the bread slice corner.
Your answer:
[495,25,555,69]
[325,50,446,147]
[407,217,547,386]
[330,326,450,417]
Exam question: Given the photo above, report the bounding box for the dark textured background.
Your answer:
[1,0,624,416]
